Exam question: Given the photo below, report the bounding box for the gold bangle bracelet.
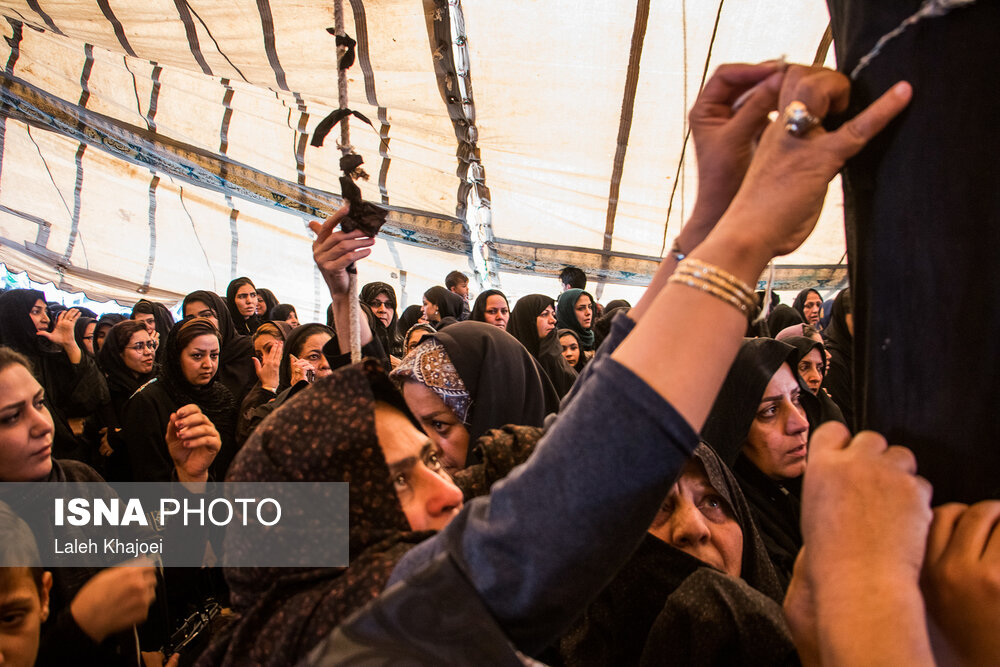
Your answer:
[678,257,756,299]
[667,274,754,316]
[674,266,757,314]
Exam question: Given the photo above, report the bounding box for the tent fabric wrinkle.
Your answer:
[0,1,839,312]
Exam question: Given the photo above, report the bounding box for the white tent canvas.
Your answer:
[0,0,841,318]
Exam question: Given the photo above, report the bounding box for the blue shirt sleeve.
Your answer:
[389,353,697,654]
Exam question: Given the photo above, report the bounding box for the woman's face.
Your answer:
[422,296,440,323]
[183,301,220,332]
[233,283,258,318]
[809,332,831,372]
[745,363,809,480]
[401,381,471,473]
[94,325,109,352]
[649,458,743,577]
[296,333,332,380]
[285,310,299,327]
[482,295,509,331]
[368,293,394,328]
[796,348,824,394]
[405,329,431,356]
[0,364,54,482]
[559,334,580,366]
[81,322,96,355]
[28,300,49,333]
[253,333,280,363]
[802,291,822,325]
[179,334,220,386]
[536,305,557,339]
[121,330,155,375]
[373,402,463,531]
[575,294,593,329]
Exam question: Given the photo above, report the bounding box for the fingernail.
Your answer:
[894,81,912,98]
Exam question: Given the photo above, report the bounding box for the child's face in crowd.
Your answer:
[0,568,52,667]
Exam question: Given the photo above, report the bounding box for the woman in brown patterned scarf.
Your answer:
[196,359,464,667]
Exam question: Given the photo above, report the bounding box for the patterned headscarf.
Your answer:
[197,359,431,667]
[390,337,471,424]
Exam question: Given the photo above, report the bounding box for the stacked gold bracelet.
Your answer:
[668,257,759,318]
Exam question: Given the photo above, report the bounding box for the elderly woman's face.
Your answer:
[745,363,809,480]
[373,401,463,531]
[401,381,470,474]
[649,458,743,577]
[802,292,822,325]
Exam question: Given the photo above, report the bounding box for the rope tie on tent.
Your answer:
[312,1,388,363]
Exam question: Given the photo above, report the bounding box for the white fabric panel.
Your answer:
[0,0,843,309]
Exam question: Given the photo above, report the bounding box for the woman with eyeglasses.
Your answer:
[122,317,237,482]
[93,320,157,480]
[0,289,109,463]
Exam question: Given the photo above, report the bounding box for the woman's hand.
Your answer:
[684,61,785,248]
[70,558,158,642]
[253,340,283,392]
[166,404,221,483]
[922,501,1000,665]
[288,354,314,385]
[310,203,375,299]
[721,67,912,259]
[37,308,82,362]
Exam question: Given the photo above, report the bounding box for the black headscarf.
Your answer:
[470,289,508,324]
[392,321,559,466]
[133,299,175,363]
[701,338,820,468]
[159,318,234,429]
[557,328,587,372]
[256,288,278,321]
[396,305,424,339]
[72,316,97,356]
[700,338,821,587]
[93,313,126,353]
[0,288,50,354]
[98,321,155,399]
[820,288,853,428]
[270,303,297,324]
[182,290,256,403]
[226,277,261,335]
[507,294,578,398]
[278,323,335,391]
[560,444,785,666]
[423,286,464,328]
[791,288,822,326]
[766,304,803,336]
[360,282,402,357]
[556,289,596,350]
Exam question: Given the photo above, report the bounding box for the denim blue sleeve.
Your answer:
[556,311,636,411]
[389,354,697,654]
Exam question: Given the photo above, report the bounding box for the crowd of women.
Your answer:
[1,60,999,667]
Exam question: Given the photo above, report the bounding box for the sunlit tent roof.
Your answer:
[0,0,841,320]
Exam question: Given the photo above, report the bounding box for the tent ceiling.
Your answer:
[0,0,843,316]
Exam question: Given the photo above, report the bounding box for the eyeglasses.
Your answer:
[127,341,158,352]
